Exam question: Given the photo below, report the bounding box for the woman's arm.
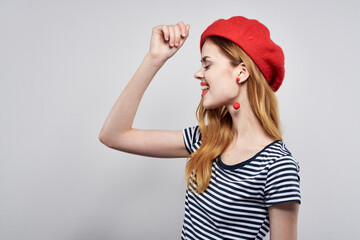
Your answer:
[98,22,191,158]
[268,201,300,240]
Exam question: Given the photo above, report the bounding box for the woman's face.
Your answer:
[194,40,240,110]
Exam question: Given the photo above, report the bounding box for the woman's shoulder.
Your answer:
[266,140,300,171]
[183,125,202,154]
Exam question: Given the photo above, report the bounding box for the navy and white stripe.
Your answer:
[181,125,301,240]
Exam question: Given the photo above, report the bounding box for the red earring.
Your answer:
[233,75,241,110]
[233,102,240,110]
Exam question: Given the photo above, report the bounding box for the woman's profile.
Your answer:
[99,16,301,240]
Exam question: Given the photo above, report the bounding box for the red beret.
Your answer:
[200,16,285,92]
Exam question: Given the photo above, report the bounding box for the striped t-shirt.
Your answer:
[181,125,301,240]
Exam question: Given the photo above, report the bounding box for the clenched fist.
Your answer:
[148,21,190,62]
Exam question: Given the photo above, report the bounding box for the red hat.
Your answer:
[200,16,285,92]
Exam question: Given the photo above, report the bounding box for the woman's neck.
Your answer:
[226,90,276,145]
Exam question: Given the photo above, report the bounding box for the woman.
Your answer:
[99,16,301,240]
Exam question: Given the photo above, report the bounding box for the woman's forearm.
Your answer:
[99,53,166,143]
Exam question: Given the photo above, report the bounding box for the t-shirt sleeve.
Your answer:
[182,125,202,154]
[264,156,301,207]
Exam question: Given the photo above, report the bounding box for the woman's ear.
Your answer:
[237,62,250,84]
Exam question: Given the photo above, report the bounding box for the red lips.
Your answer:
[200,82,209,97]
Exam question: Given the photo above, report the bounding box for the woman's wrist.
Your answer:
[145,52,168,68]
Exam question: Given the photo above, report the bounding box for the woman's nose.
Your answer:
[194,69,203,80]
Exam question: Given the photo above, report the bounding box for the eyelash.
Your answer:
[204,65,210,70]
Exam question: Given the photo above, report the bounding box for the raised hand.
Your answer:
[149,21,190,63]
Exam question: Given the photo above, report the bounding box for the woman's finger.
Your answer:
[177,21,186,37]
[185,24,190,37]
[161,25,170,41]
[174,25,181,46]
[169,26,175,47]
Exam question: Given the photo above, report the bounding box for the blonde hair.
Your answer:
[185,36,282,194]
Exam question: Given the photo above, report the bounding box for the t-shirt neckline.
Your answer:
[216,140,281,170]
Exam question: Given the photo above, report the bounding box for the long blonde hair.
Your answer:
[185,36,282,194]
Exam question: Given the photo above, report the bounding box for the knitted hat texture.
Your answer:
[200,16,285,92]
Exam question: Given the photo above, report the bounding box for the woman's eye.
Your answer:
[204,65,210,70]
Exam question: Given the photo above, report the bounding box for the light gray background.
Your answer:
[1,0,359,239]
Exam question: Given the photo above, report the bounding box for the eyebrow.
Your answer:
[200,56,211,64]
